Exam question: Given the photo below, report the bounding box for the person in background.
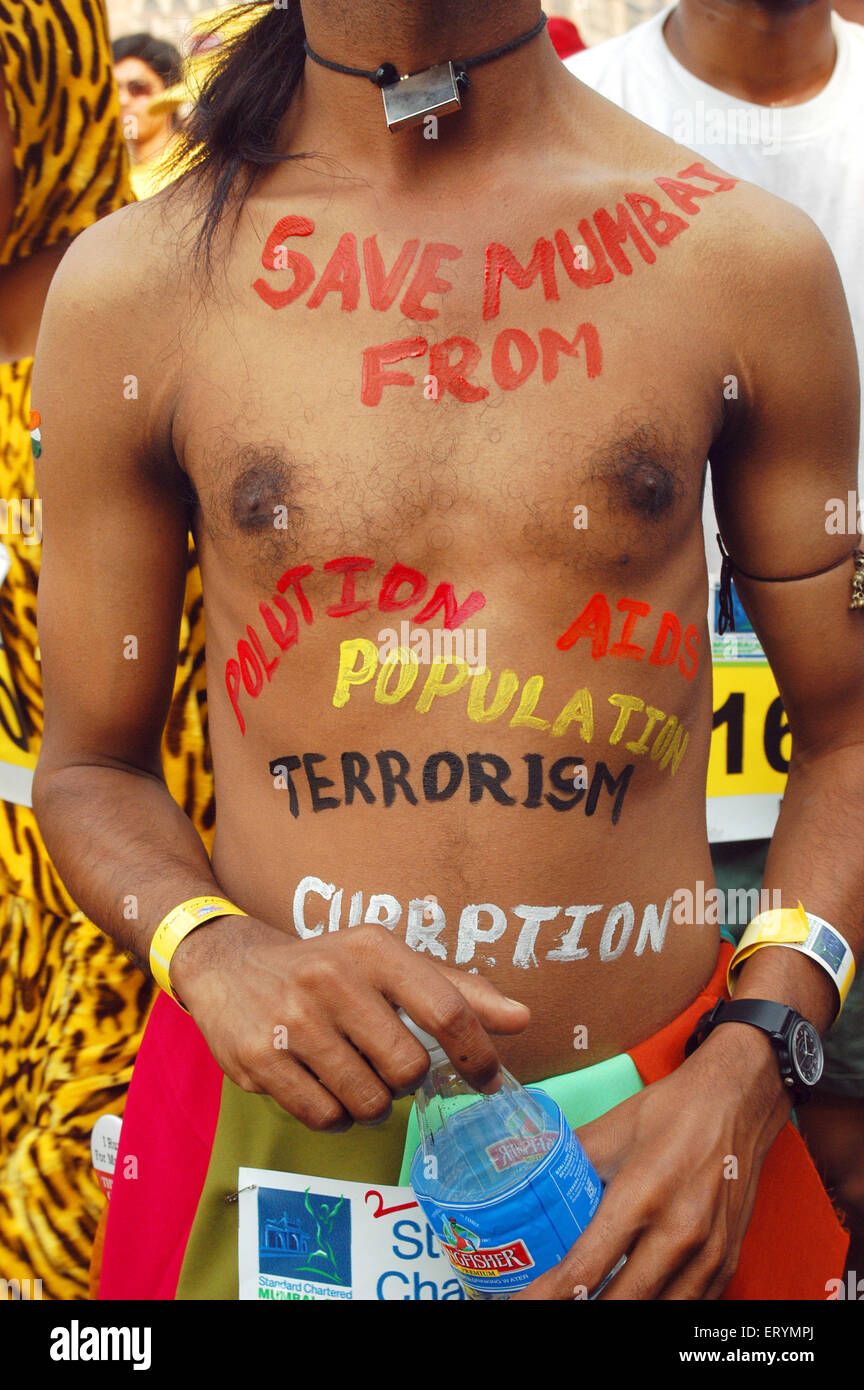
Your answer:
[567,0,864,1272]
[546,14,587,60]
[0,3,213,1299]
[113,34,184,200]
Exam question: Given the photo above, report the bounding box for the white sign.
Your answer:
[90,1113,123,1197]
[237,1166,466,1302]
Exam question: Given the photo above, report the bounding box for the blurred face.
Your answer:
[749,0,823,9]
[114,57,169,146]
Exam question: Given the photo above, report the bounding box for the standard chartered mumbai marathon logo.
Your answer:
[49,1320,151,1370]
[672,101,782,156]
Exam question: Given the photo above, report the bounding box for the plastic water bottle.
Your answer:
[402,1014,611,1301]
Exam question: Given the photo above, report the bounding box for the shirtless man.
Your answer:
[32,0,864,1300]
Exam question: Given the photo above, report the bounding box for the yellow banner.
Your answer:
[708,662,789,798]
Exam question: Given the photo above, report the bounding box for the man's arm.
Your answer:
[517,197,863,1301]
[32,209,528,1132]
[31,209,213,945]
[710,200,864,1033]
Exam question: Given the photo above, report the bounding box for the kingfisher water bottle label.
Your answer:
[410,1088,603,1299]
[440,1228,536,1282]
[485,1128,557,1173]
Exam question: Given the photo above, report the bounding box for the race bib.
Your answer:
[237,1166,465,1301]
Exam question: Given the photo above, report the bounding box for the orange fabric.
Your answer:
[89,1202,108,1300]
[628,942,849,1300]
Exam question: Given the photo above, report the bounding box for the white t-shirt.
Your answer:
[567,8,864,519]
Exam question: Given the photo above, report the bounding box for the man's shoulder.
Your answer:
[703,173,830,264]
[566,109,837,310]
[49,183,195,323]
[690,173,844,349]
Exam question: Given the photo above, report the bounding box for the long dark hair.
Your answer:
[167,1,309,267]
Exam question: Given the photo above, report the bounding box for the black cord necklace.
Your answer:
[303,12,548,131]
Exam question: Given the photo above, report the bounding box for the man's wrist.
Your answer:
[731,940,836,1034]
[700,1017,794,1089]
[697,1013,793,1117]
[691,935,836,1119]
[168,910,252,999]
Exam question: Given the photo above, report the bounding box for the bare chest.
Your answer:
[173,189,730,586]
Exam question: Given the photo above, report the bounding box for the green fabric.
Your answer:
[398,1050,643,1184]
[174,1082,415,1301]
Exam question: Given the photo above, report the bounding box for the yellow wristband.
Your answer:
[728,901,856,1019]
[149,896,248,1010]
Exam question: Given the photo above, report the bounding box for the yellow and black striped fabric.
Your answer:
[0,0,128,265]
[0,1,214,1300]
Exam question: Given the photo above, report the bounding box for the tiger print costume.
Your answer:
[0,1,213,1300]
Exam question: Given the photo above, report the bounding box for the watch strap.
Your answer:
[685,997,793,1057]
[685,997,821,1104]
[703,997,795,1038]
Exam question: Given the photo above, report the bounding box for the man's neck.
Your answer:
[665,0,837,105]
[287,0,568,183]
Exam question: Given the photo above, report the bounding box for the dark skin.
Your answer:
[0,67,70,362]
[667,0,864,1280]
[32,0,864,1298]
[666,0,837,104]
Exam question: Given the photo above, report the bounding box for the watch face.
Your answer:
[791,1020,824,1087]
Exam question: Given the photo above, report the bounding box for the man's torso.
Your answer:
[152,91,764,1080]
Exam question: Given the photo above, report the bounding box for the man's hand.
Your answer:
[513,1023,792,1300]
[171,916,530,1132]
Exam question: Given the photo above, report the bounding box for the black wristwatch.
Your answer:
[684,999,823,1106]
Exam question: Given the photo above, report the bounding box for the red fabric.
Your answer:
[547,17,587,61]
[628,942,849,1300]
[98,991,223,1299]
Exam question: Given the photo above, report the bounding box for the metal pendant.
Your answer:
[381,61,462,132]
